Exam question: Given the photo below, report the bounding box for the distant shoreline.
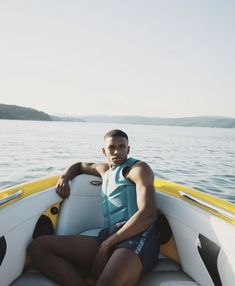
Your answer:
[0,103,235,128]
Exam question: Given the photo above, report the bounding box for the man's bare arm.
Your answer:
[57,162,108,198]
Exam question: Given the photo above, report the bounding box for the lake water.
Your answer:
[0,120,235,203]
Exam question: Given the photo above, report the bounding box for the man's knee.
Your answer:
[96,273,115,286]
[28,235,51,261]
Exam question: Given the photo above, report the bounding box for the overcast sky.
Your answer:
[0,0,234,118]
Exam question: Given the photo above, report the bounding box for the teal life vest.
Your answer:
[101,157,139,228]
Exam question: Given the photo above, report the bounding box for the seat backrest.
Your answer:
[56,174,104,235]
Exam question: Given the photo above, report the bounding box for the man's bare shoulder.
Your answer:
[132,161,153,171]
[128,160,154,181]
[94,162,109,176]
[80,162,108,177]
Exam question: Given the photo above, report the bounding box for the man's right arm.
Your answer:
[56,162,107,199]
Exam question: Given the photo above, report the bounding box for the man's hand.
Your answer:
[56,176,70,199]
[91,242,111,281]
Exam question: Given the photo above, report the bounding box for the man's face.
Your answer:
[102,136,130,167]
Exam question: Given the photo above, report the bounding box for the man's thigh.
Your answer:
[31,234,99,266]
[97,248,142,286]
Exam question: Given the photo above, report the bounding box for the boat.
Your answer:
[0,174,235,286]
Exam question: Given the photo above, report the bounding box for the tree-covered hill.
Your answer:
[0,103,85,122]
[0,104,51,121]
[80,115,235,128]
[1,103,235,128]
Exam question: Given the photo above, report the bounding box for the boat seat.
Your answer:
[11,228,199,286]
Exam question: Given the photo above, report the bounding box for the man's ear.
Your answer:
[102,147,106,156]
[127,146,130,154]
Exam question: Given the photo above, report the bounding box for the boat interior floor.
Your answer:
[11,229,199,286]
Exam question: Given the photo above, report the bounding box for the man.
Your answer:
[29,129,159,286]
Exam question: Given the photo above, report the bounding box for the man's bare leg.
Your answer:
[96,248,142,286]
[28,235,99,286]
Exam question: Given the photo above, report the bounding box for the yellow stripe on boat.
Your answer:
[155,178,235,224]
[1,175,234,225]
[0,175,60,208]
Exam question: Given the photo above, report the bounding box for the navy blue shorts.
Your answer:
[95,221,160,273]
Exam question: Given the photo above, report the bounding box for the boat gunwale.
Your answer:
[155,178,235,224]
[0,175,234,224]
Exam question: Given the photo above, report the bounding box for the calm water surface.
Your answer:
[0,120,234,203]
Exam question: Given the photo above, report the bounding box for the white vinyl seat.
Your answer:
[11,228,199,286]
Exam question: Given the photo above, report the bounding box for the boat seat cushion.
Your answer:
[160,283,199,286]
[11,272,59,286]
[136,271,198,286]
[79,227,102,236]
[11,228,198,286]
